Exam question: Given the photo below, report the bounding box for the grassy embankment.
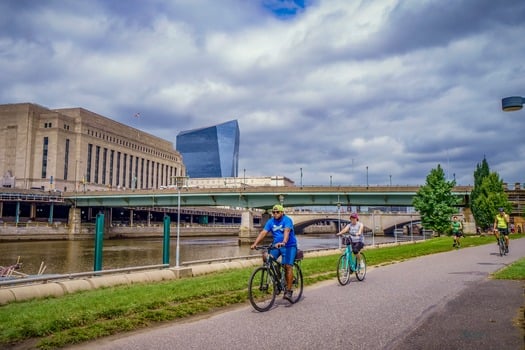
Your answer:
[1,234,524,349]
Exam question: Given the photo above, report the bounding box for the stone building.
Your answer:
[0,103,185,192]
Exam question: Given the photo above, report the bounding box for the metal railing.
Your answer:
[0,264,168,287]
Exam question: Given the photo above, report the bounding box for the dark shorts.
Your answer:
[497,228,509,236]
[351,242,364,254]
[453,232,463,237]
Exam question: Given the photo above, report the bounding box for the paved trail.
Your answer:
[70,238,525,350]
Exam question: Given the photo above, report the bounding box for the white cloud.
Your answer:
[1,0,524,187]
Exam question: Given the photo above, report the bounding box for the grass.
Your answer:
[0,234,523,349]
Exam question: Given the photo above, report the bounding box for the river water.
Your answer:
[0,234,342,275]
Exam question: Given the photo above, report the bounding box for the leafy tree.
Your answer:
[471,172,512,230]
[413,164,460,235]
[471,157,490,225]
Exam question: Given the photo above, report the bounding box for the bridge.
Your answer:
[65,185,472,209]
[62,185,469,242]
[287,211,422,235]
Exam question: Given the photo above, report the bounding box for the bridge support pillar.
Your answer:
[68,207,81,238]
[238,210,259,244]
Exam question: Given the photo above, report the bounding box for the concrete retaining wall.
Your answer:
[0,249,339,305]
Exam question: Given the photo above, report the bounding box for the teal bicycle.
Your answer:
[337,235,366,285]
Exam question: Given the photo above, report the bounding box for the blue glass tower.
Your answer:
[176,120,240,178]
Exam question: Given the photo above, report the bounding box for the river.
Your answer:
[0,234,342,275]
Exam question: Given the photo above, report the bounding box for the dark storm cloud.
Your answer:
[0,0,524,186]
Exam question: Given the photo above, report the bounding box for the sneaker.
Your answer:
[505,248,509,253]
[283,290,293,303]
[452,243,456,247]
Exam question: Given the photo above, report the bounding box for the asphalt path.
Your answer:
[70,238,525,350]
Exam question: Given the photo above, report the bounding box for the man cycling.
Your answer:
[250,204,297,303]
[493,207,510,253]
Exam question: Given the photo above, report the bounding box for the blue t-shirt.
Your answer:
[264,215,297,247]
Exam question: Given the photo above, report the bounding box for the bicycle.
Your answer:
[248,244,304,312]
[496,230,508,256]
[337,235,366,285]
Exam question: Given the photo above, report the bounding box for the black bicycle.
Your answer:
[248,245,304,312]
[496,231,508,256]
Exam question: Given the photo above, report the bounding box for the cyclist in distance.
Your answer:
[451,215,463,248]
[250,204,297,303]
[493,207,510,253]
[336,212,365,268]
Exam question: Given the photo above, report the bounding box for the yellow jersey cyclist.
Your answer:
[493,207,510,253]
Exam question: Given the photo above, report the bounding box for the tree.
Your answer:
[471,172,512,230]
[413,164,460,235]
[471,157,490,226]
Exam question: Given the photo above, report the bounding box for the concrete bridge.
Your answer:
[287,211,422,235]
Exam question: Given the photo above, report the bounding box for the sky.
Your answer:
[1,0,524,187]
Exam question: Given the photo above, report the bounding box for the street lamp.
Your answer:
[366,166,369,189]
[173,176,187,268]
[300,168,303,188]
[337,201,341,249]
[502,96,524,112]
[389,174,392,186]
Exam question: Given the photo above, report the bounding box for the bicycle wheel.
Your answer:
[291,263,304,303]
[498,238,505,257]
[355,253,366,281]
[248,266,277,312]
[337,254,351,285]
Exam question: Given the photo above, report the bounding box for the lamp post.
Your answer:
[330,175,332,187]
[366,166,369,189]
[300,168,303,188]
[389,174,392,186]
[502,96,524,112]
[337,201,341,250]
[173,176,187,268]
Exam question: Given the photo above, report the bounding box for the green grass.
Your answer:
[0,234,523,349]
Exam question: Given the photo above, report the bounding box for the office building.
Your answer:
[0,103,185,192]
[176,120,240,178]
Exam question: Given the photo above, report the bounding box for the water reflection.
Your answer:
[0,234,341,275]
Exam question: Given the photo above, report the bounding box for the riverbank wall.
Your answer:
[0,248,340,305]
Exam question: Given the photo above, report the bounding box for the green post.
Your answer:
[94,212,104,272]
[163,214,171,265]
[48,202,54,224]
[15,201,20,225]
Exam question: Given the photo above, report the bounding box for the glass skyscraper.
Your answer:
[176,120,240,178]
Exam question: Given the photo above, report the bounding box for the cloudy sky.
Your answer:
[1,0,524,187]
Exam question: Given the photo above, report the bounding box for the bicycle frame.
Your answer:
[337,236,366,285]
[248,244,304,312]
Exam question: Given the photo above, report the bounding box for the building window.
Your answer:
[102,148,107,185]
[116,151,120,187]
[94,146,100,183]
[87,144,92,182]
[129,155,133,189]
[64,139,70,180]
[122,153,127,188]
[41,137,48,178]
[109,149,114,187]
[140,158,144,189]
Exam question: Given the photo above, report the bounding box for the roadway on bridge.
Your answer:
[71,238,524,349]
